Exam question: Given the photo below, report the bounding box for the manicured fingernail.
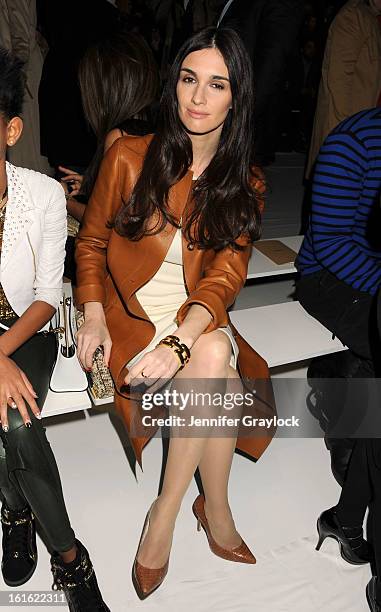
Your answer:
[2,425,8,432]
[25,421,32,428]
[35,413,42,419]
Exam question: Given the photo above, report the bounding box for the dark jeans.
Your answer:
[0,327,76,553]
[297,270,380,481]
[297,269,379,366]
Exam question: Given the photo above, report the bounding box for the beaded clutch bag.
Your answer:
[75,311,115,402]
[67,214,80,238]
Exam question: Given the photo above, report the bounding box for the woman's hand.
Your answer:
[0,351,40,430]
[125,345,180,391]
[59,165,83,198]
[76,316,112,370]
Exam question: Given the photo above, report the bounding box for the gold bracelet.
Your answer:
[156,335,191,370]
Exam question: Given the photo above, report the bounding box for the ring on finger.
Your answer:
[7,397,17,409]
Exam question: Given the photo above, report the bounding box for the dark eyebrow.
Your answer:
[180,67,230,82]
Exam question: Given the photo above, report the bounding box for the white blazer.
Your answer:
[1,162,67,330]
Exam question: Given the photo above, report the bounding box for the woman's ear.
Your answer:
[7,116,23,146]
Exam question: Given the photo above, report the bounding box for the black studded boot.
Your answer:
[50,539,110,611]
[1,502,37,586]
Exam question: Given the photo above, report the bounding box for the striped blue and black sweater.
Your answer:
[296,108,381,295]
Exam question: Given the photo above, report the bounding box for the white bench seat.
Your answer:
[230,301,346,369]
[42,302,346,417]
[42,276,345,417]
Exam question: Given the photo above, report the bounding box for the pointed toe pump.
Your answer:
[132,502,170,600]
[316,507,372,565]
[192,495,256,564]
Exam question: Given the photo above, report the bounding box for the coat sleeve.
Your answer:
[323,6,367,124]
[75,139,126,306]
[34,178,66,309]
[175,168,264,333]
[6,0,33,64]
[176,236,252,333]
[251,166,266,213]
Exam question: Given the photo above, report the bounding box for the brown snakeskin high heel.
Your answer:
[132,501,170,600]
[192,494,256,564]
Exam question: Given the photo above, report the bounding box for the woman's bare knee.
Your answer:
[183,331,232,377]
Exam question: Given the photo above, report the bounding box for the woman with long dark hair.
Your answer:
[60,30,158,281]
[75,27,274,599]
[60,30,158,221]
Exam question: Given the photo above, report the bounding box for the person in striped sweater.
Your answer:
[297,107,381,612]
[298,106,381,299]
[297,106,381,387]
[297,106,381,479]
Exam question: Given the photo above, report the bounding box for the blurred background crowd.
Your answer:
[0,0,352,176]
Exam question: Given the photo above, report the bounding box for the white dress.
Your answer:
[127,226,238,369]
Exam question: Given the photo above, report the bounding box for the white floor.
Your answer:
[2,154,372,611]
[4,410,371,612]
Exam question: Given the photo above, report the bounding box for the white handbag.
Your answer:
[49,283,88,393]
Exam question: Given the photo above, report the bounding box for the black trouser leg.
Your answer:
[0,444,26,511]
[297,270,377,363]
[335,440,370,525]
[368,441,381,602]
[0,407,76,553]
[297,271,378,482]
[0,331,76,553]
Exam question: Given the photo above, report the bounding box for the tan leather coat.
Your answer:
[75,135,276,467]
[306,0,381,177]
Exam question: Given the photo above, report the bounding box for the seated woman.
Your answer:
[59,31,158,223]
[75,27,274,599]
[0,48,109,611]
[59,30,158,281]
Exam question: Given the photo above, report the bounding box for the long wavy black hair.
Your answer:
[113,27,261,251]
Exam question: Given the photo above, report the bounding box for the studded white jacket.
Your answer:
[1,163,67,330]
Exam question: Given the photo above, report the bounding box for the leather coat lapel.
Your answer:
[145,169,201,295]
[2,163,34,271]
[114,169,195,309]
[181,173,202,292]
[151,169,194,262]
